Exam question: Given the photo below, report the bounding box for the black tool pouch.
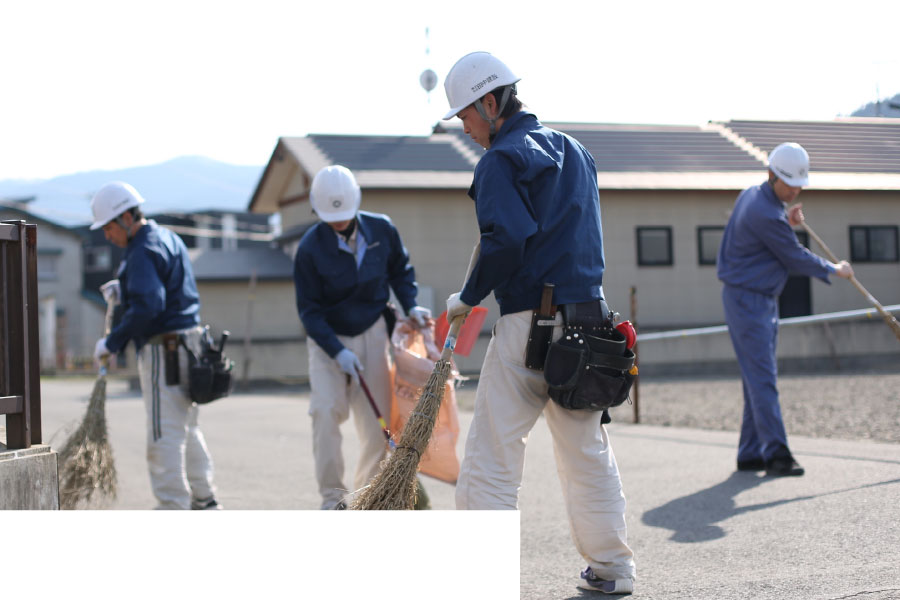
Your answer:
[185,329,235,405]
[544,303,636,412]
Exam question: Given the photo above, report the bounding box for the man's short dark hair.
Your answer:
[128,206,144,221]
[486,85,522,119]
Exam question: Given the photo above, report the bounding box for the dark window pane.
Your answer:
[850,228,868,261]
[698,227,724,265]
[869,227,898,261]
[637,227,672,266]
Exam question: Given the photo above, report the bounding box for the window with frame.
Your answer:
[697,226,724,265]
[636,226,673,266]
[849,226,899,263]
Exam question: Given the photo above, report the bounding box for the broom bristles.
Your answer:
[351,359,452,510]
[57,374,118,510]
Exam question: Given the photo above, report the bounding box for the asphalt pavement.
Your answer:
[26,377,900,599]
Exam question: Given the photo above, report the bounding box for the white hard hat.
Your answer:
[310,165,360,222]
[90,181,146,230]
[767,142,810,187]
[442,51,521,120]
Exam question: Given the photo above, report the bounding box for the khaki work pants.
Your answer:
[137,327,217,510]
[307,317,392,509]
[457,310,635,581]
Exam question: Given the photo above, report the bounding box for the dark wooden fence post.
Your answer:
[1,220,42,449]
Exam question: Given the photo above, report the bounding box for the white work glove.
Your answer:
[445,292,473,324]
[335,348,362,385]
[94,338,110,363]
[99,279,120,305]
[408,306,432,328]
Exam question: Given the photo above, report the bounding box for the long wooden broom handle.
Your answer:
[100,298,117,374]
[801,221,900,342]
[440,242,481,361]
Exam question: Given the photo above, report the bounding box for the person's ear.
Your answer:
[484,92,498,118]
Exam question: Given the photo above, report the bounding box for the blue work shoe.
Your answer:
[577,567,633,594]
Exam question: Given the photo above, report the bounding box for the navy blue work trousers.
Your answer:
[722,285,791,462]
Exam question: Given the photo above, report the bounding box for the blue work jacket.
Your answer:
[293,211,418,358]
[460,111,606,314]
[717,182,834,296]
[106,220,201,353]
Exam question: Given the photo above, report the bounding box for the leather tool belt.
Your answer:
[542,299,636,412]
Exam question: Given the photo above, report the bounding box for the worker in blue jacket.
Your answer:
[293,165,431,510]
[442,52,635,595]
[718,143,853,477]
[91,181,221,510]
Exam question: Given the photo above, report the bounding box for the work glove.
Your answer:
[94,337,110,363]
[99,279,120,305]
[335,348,362,385]
[446,292,473,324]
[408,306,432,328]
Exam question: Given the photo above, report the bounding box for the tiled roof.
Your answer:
[558,124,764,172]
[441,122,764,172]
[310,134,473,172]
[719,119,900,173]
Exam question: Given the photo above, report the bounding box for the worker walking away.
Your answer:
[442,51,636,594]
[91,181,222,510]
[717,143,853,477]
[293,165,432,510]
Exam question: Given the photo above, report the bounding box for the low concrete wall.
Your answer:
[0,430,59,509]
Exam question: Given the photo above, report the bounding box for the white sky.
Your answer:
[2,0,900,180]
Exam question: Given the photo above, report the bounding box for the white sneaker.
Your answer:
[577,567,633,594]
[190,496,223,510]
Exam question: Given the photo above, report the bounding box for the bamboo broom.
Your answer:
[801,221,900,343]
[58,299,118,509]
[352,243,479,510]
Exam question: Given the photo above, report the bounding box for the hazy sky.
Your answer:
[3,0,899,180]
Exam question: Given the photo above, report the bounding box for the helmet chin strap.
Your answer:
[115,213,136,240]
[474,85,516,137]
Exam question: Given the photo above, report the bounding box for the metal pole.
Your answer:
[630,285,639,424]
[242,268,257,388]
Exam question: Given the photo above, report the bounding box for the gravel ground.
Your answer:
[453,370,900,444]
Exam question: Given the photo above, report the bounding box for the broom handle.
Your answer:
[801,221,900,342]
[440,242,481,361]
[99,299,117,376]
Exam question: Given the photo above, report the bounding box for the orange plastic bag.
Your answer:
[390,319,461,484]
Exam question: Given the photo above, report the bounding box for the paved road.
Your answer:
[32,377,900,599]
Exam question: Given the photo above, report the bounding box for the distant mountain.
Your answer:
[850,93,900,118]
[0,156,265,227]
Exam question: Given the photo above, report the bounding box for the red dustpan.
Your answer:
[433,306,488,357]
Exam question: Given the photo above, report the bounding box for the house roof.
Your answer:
[191,247,293,281]
[717,119,900,174]
[248,117,900,213]
[443,122,766,172]
[0,203,88,237]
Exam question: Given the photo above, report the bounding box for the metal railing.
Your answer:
[1,220,42,449]
[636,304,900,342]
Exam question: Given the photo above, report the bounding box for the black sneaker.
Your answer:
[737,458,765,471]
[765,455,804,477]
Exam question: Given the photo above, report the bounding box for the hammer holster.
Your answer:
[162,333,181,386]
